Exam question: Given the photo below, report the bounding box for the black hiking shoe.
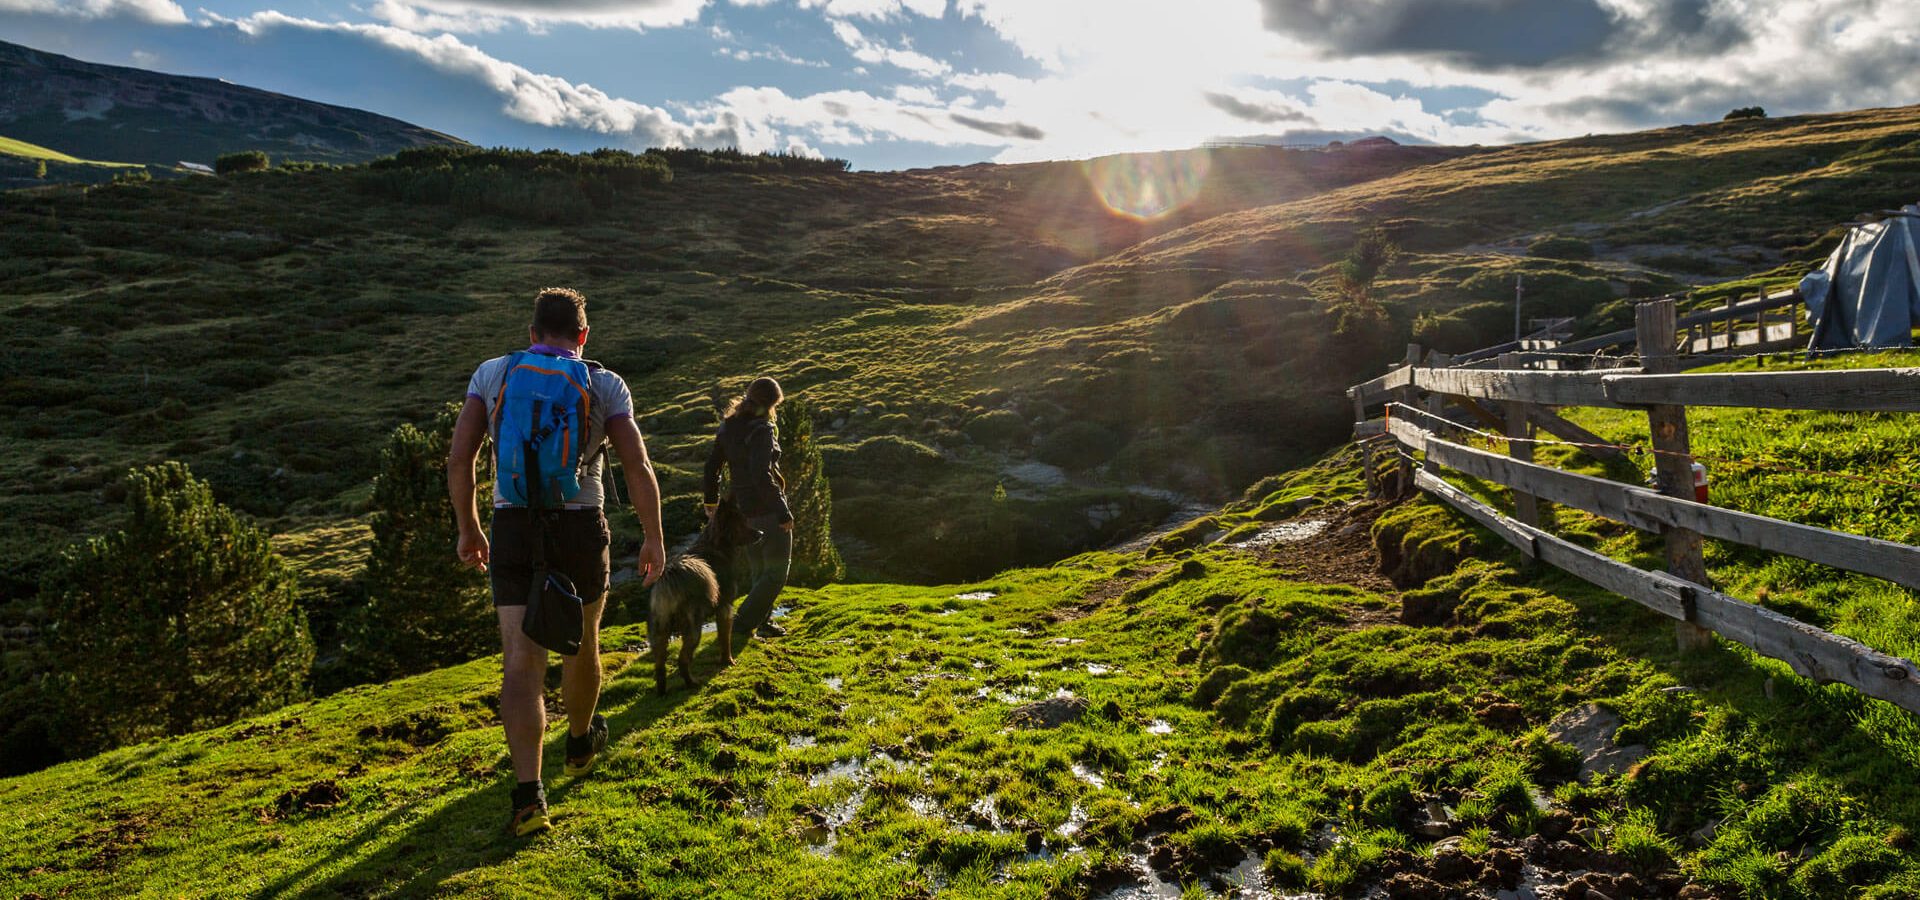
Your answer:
[564,714,608,777]
[506,783,549,838]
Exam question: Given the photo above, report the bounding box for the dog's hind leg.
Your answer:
[716,592,734,667]
[679,616,702,689]
[648,615,670,697]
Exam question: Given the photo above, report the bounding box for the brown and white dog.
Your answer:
[648,500,758,696]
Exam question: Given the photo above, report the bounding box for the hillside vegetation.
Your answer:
[9,399,1920,896]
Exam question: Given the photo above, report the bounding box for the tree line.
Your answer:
[2,400,841,774]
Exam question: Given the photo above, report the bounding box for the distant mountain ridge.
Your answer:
[0,39,468,167]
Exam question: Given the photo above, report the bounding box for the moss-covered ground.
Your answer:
[9,439,1920,898]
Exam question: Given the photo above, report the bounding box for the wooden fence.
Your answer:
[1347,296,1920,713]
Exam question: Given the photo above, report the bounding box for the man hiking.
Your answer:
[448,286,667,838]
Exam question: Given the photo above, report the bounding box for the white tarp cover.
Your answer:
[1802,204,1920,350]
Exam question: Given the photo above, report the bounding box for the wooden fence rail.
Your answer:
[1351,295,1920,715]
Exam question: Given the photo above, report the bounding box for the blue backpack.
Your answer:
[489,351,599,509]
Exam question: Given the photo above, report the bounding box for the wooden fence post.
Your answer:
[1424,352,1453,440]
[1356,391,1379,497]
[1395,344,1422,497]
[1635,299,1717,652]
[1497,352,1541,527]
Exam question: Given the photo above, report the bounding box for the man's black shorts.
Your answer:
[489,508,611,608]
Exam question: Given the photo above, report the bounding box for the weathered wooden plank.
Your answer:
[1348,366,1413,407]
[1412,470,1536,558]
[1525,408,1628,462]
[1414,366,1633,408]
[1353,418,1386,438]
[1603,368,1920,412]
[1411,424,1920,592]
[1420,435,1665,531]
[1621,491,1920,592]
[1691,588,1920,712]
[1412,469,1685,618]
[1386,414,1430,453]
[1533,532,1693,621]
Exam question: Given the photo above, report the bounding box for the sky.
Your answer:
[2,0,1917,170]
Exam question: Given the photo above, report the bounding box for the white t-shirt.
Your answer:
[466,347,633,509]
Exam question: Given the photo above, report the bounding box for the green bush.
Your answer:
[1034,421,1119,470]
[1724,106,1767,121]
[962,409,1028,448]
[1528,235,1595,260]
[778,398,845,588]
[215,151,270,175]
[43,462,313,750]
[348,406,493,681]
[822,435,944,481]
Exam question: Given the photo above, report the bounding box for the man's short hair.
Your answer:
[532,287,588,340]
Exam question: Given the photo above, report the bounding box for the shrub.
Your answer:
[778,398,845,588]
[823,435,944,481]
[1034,421,1119,470]
[348,406,494,680]
[216,151,270,175]
[1724,106,1767,121]
[1527,235,1595,260]
[43,462,313,749]
[962,409,1027,448]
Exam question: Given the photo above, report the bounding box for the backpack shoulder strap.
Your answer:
[488,351,524,439]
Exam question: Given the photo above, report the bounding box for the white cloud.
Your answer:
[0,0,185,24]
[829,18,950,76]
[799,0,946,20]
[362,0,708,32]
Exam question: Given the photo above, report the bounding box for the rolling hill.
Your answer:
[4,85,1920,898]
[0,39,467,169]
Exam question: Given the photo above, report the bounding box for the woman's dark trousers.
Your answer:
[732,528,792,635]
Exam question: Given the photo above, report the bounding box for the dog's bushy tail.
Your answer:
[652,557,719,610]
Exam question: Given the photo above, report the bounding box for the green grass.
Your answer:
[0,134,141,167]
[5,446,1919,897]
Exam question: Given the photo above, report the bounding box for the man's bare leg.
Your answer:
[497,607,549,783]
[560,599,606,738]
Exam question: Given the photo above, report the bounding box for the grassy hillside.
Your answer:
[0,39,467,171]
[8,431,1919,898]
[0,133,153,189]
[4,109,1918,599]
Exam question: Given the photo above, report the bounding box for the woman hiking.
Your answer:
[703,377,793,640]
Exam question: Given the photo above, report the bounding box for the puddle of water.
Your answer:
[1145,720,1173,735]
[1148,752,1168,773]
[823,676,843,692]
[1230,519,1330,550]
[809,758,865,787]
[974,684,1040,703]
[1091,850,1185,900]
[907,794,942,818]
[1055,802,1088,839]
[968,795,1002,832]
[787,734,817,749]
[1008,626,1034,636]
[953,591,997,601]
[1070,762,1106,789]
[972,660,990,669]
[1086,663,1114,676]
[1048,637,1087,645]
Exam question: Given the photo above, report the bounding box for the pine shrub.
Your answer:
[43,462,313,748]
[215,151,270,175]
[778,398,845,587]
[349,406,493,679]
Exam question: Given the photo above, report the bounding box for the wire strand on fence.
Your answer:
[1383,401,1920,495]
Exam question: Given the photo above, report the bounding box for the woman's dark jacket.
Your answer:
[703,415,792,526]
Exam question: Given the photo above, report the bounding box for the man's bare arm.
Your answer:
[448,395,491,571]
[606,416,666,587]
